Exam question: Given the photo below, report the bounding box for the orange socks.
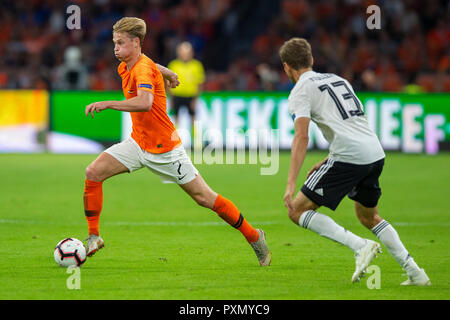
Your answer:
[83,182,258,242]
[213,194,259,243]
[83,179,103,236]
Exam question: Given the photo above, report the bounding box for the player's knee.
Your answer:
[85,165,102,182]
[287,209,297,224]
[288,200,319,226]
[287,207,307,225]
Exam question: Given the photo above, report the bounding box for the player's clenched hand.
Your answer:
[85,101,110,118]
[166,72,180,88]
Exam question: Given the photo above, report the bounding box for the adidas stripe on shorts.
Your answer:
[301,157,385,210]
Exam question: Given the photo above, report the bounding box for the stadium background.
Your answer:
[0,0,449,154]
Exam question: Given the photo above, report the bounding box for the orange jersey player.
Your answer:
[117,53,181,154]
[82,17,270,266]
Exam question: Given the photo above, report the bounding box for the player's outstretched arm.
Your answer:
[283,117,310,210]
[85,90,154,118]
[156,64,180,88]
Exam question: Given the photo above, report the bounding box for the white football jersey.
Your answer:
[288,70,385,164]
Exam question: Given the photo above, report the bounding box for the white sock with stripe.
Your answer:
[299,210,367,252]
[371,220,420,274]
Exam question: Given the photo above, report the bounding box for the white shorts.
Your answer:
[104,137,199,185]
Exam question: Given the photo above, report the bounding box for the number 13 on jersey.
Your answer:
[318,80,364,120]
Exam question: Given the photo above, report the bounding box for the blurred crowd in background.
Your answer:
[0,0,449,92]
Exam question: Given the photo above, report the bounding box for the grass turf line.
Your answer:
[0,152,449,299]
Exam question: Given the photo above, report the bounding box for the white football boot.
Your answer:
[250,229,271,266]
[84,235,105,257]
[401,268,431,286]
[352,239,382,283]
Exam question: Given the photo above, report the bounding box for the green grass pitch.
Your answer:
[0,151,449,300]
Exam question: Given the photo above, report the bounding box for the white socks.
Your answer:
[371,220,419,274]
[299,210,367,252]
[298,211,421,275]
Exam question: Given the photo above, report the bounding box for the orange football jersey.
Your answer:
[118,54,181,153]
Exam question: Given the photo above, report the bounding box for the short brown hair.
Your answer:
[113,17,146,46]
[279,38,313,70]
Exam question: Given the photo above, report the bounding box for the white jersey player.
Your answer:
[279,37,430,286]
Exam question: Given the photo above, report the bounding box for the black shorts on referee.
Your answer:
[172,96,195,116]
[301,157,385,211]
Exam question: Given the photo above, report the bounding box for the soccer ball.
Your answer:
[54,238,87,267]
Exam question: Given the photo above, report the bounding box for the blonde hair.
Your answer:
[113,17,146,46]
[279,38,313,70]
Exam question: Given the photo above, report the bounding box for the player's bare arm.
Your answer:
[156,64,180,88]
[85,89,153,118]
[283,117,310,210]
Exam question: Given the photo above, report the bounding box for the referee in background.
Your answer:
[168,41,205,137]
